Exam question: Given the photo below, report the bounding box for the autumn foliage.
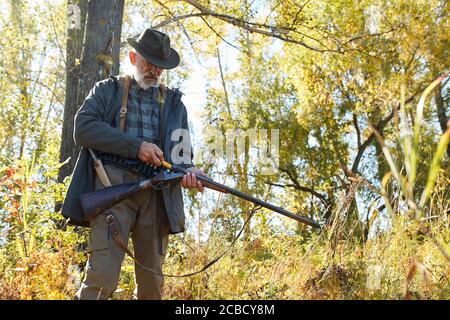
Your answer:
[0,0,449,300]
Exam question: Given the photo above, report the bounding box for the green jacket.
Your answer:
[61,75,193,234]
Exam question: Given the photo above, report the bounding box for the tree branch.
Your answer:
[340,163,381,195]
[353,113,362,150]
[119,1,409,54]
[200,16,244,52]
[278,167,328,205]
[181,0,339,52]
[336,80,362,150]
[351,94,418,173]
[217,48,232,116]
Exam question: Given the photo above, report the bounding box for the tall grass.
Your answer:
[0,152,87,299]
[159,76,449,300]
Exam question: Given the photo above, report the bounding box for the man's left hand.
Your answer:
[181,167,207,192]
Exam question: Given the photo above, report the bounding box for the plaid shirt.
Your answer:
[114,78,163,146]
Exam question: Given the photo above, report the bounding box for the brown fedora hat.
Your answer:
[127,28,180,69]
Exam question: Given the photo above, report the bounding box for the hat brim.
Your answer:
[127,38,180,70]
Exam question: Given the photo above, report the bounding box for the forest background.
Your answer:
[0,0,448,300]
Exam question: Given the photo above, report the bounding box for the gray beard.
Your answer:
[133,69,161,89]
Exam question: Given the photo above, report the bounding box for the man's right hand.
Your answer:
[137,141,164,166]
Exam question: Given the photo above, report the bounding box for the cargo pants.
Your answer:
[75,164,170,300]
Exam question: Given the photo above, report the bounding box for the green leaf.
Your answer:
[411,75,447,188]
[419,127,450,207]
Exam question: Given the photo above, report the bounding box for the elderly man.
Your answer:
[61,28,205,300]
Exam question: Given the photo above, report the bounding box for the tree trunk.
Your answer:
[57,0,125,212]
[76,0,125,103]
[57,0,88,191]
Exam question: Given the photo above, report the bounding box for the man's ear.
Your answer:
[129,51,136,65]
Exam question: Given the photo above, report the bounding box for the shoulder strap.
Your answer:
[119,75,131,132]
[158,83,167,110]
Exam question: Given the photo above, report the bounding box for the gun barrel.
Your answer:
[163,162,321,229]
[223,186,320,228]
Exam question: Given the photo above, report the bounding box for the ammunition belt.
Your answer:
[97,152,156,178]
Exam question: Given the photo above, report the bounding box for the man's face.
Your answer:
[130,51,163,88]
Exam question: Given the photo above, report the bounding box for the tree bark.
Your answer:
[76,0,125,103]
[57,0,88,189]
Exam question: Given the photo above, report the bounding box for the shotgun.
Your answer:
[79,161,321,229]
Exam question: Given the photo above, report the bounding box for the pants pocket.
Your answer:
[158,223,169,256]
[88,214,109,252]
